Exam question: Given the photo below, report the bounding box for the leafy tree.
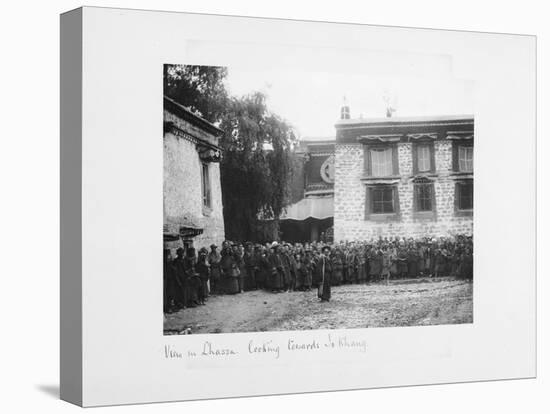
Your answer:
[164,65,296,242]
[164,64,228,123]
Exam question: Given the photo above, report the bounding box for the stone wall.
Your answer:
[163,129,225,250]
[333,141,473,241]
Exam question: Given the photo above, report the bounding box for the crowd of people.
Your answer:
[163,235,473,314]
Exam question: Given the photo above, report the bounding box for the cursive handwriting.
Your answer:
[248,339,280,359]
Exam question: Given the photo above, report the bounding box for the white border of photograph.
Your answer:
[60,7,536,407]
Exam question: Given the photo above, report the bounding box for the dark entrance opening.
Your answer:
[279,217,334,243]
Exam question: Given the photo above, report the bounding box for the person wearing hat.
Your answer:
[243,242,257,291]
[257,245,270,291]
[182,247,201,307]
[172,247,189,309]
[220,243,240,295]
[331,247,344,286]
[252,244,264,290]
[316,245,333,302]
[302,248,313,291]
[396,242,408,279]
[208,244,221,294]
[267,242,284,293]
[163,249,177,313]
[196,247,210,305]
[280,243,293,292]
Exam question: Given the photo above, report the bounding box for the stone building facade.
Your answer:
[163,96,225,251]
[333,114,474,242]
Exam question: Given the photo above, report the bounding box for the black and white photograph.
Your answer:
[163,63,474,335]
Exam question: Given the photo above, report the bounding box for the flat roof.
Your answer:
[336,114,474,128]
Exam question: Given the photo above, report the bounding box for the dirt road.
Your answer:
[164,277,473,334]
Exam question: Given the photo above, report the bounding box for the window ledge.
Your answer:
[361,175,401,184]
[410,172,438,178]
[455,209,473,217]
[413,211,436,220]
[366,213,400,222]
[449,172,473,179]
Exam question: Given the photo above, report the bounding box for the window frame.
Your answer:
[365,184,400,221]
[458,145,474,172]
[412,141,436,175]
[454,179,473,216]
[201,162,212,211]
[413,178,437,219]
[364,143,399,177]
[452,141,474,173]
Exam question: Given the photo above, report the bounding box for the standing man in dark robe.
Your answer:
[163,249,176,313]
[243,242,257,291]
[232,243,245,293]
[195,247,210,305]
[184,247,201,307]
[316,245,333,302]
[256,245,269,290]
[220,244,240,294]
[268,242,284,293]
[207,244,221,294]
[173,247,188,309]
[287,245,298,292]
[280,244,292,292]
[331,248,343,286]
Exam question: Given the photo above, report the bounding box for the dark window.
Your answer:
[201,162,211,208]
[372,186,395,214]
[415,183,433,211]
[457,181,473,210]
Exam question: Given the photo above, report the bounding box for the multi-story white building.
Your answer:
[333,106,474,241]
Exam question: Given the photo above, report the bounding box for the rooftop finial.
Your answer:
[383,92,397,118]
[340,95,350,120]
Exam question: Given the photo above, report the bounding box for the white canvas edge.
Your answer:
[63,6,535,407]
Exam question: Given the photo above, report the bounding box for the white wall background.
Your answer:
[0,0,547,413]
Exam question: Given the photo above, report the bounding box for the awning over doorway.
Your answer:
[281,196,334,221]
[163,214,204,241]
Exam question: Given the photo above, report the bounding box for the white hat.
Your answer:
[271,241,279,248]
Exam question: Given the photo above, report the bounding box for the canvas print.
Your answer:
[162,64,474,335]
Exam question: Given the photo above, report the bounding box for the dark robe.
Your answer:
[184,256,201,306]
[396,248,408,276]
[331,252,343,286]
[163,257,177,312]
[220,250,239,294]
[243,250,257,290]
[257,252,270,289]
[302,256,313,289]
[407,249,419,278]
[315,256,333,301]
[172,256,188,307]
[281,253,292,290]
[369,249,382,277]
[195,258,210,302]
[235,251,245,292]
[288,254,298,291]
[267,251,284,291]
[208,250,221,293]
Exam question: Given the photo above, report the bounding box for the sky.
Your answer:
[224,68,475,140]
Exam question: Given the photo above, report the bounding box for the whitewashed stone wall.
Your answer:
[163,130,225,250]
[333,141,473,241]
